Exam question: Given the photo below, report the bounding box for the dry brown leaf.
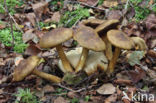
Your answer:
[24,44,41,56]
[54,97,69,103]
[114,79,132,85]
[78,0,99,6]
[32,2,48,19]
[43,85,55,93]
[128,66,146,83]
[97,83,116,95]
[51,12,61,23]
[25,13,36,27]
[22,29,37,43]
[107,10,122,20]
[104,94,117,103]
[145,14,156,30]
[102,0,118,8]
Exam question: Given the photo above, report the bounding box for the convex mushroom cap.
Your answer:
[107,30,134,50]
[13,56,62,83]
[131,37,147,51]
[74,26,106,51]
[39,28,73,48]
[81,18,106,28]
[95,19,119,34]
[13,56,40,81]
[39,28,74,72]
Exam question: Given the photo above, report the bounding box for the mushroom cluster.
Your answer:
[13,18,147,83]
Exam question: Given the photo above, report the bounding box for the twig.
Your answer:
[10,18,15,46]
[67,1,106,11]
[0,4,23,33]
[53,83,87,93]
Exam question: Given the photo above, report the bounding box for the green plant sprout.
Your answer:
[14,88,40,103]
[0,28,28,53]
[59,5,90,27]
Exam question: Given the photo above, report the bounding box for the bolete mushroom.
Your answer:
[107,30,134,73]
[39,28,73,72]
[58,47,108,75]
[73,26,106,73]
[13,56,61,83]
[95,19,119,61]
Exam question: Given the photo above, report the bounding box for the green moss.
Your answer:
[0,28,28,53]
[59,5,90,27]
[49,0,64,11]
[0,0,23,15]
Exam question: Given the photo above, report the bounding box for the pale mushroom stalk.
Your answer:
[56,44,73,72]
[107,47,121,73]
[73,26,105,73]
[33,69,61,83]
[106,30,134,74]
[102,36,113,61]
[75,48,89,72]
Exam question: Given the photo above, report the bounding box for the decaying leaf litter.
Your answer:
[0,0,156,102]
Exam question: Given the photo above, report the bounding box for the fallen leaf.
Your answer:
[78,0,99,6]
[22,29,38,43]
[102,0,118,8]
[67,91,79,98]
[51,12,61,23]
[43,85,55,93]
[104,94,117,103]
[25,13,36,27]
[107,10,122,20]
[145,14,156,30]
[32,2,48,19]
[127,51,145,66]
[54,97,69,103]
[97,83,116,95]
[24,44,41,56]
[128,66,146,83]
[114,79,132,85]
[147,50,156,58]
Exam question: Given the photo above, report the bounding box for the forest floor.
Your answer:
[0,0,156,103]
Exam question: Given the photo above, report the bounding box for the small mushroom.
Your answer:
[95,19,119,60]
[39,28,73,72]
[131,37,147,51]
[73,26,106,73]
[81,18,106,28]
[107,30,134,73]
[58,47,108,75]
[13,56,61,83]
[95,19,119,35]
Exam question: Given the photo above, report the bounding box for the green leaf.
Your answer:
[127,51,145,66]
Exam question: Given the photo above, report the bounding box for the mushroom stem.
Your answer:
[56,44,73,72]
[107,47,121,74]
[102,36,113,61]
[33,69,62,83]
[75,48,89,73]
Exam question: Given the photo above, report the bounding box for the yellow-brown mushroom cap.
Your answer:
[81,18,106,28]
[95,19,119,34]
[13,56,40,81]
[107,30,134,49]
[73,26,106,51]
[39,28,73,48]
